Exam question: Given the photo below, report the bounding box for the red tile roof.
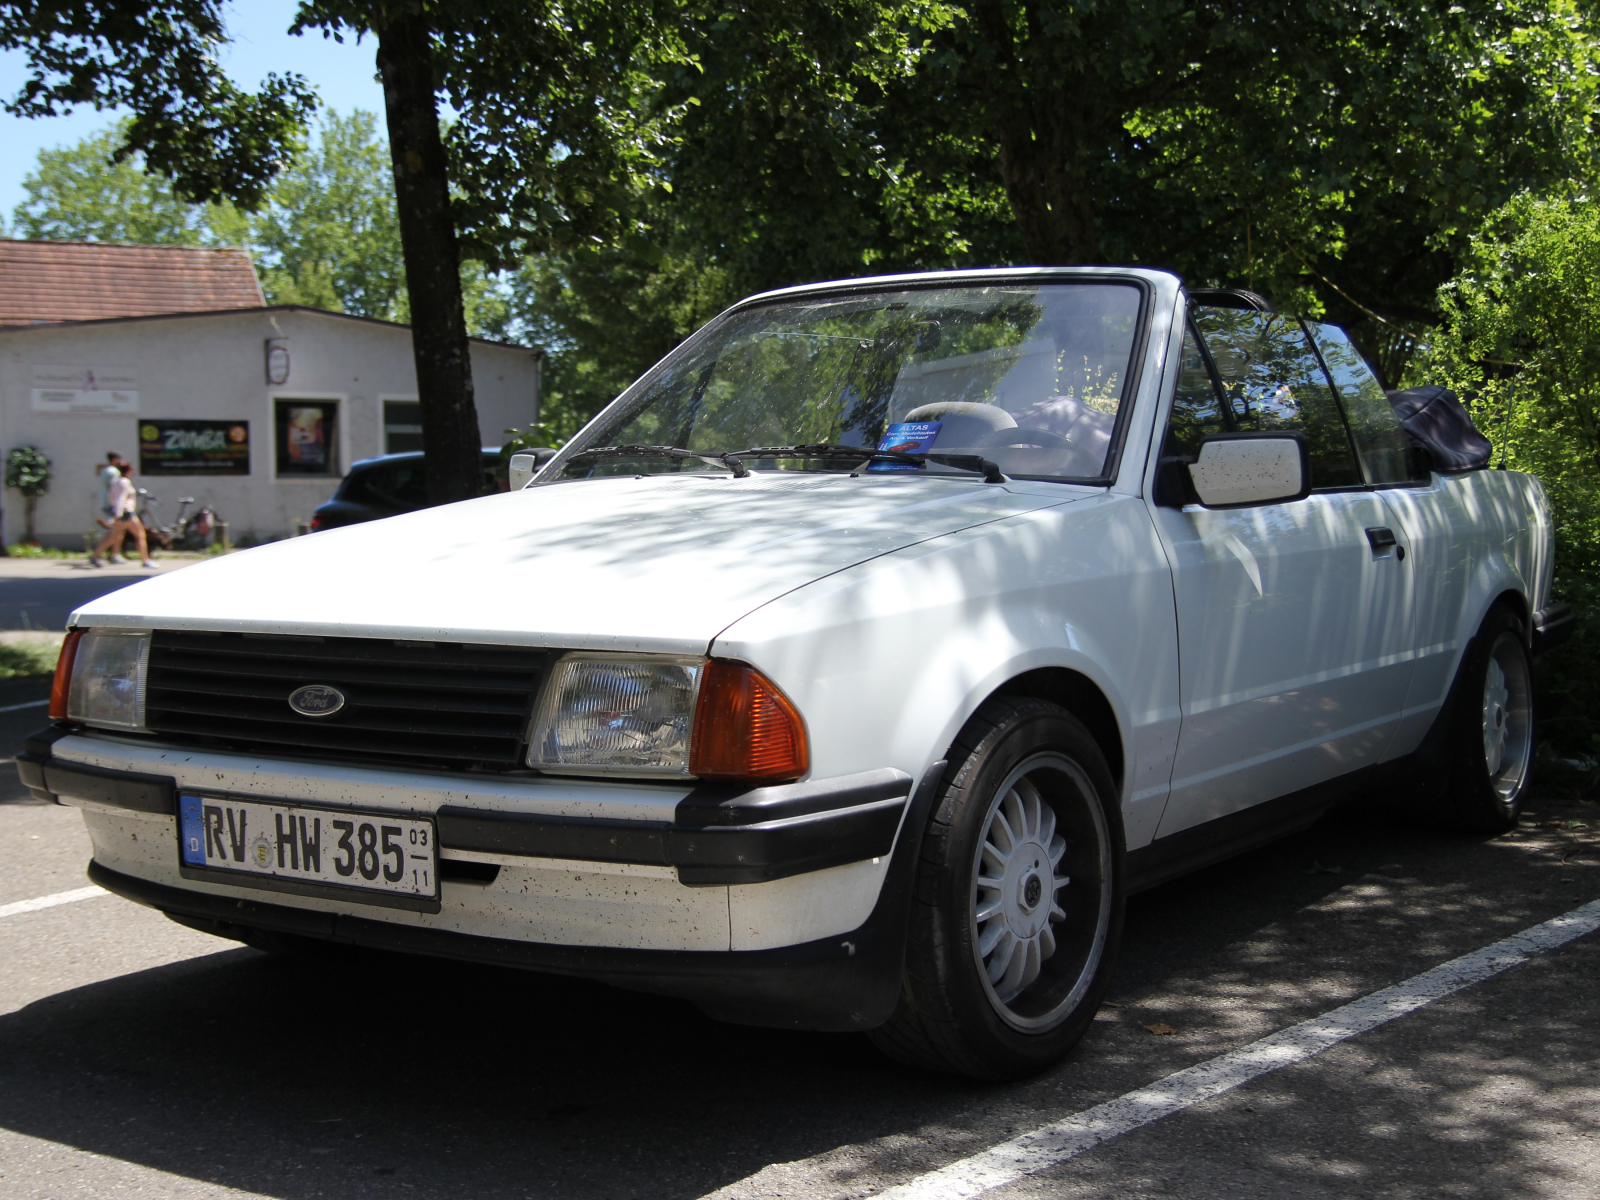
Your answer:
[0,240,264,325]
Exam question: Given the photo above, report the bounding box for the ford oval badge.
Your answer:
[288,684,346,718]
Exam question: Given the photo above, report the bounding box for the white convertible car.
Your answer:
[19,269,1568,1079]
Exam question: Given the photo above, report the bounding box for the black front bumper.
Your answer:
[84,759,947,1031]
[22,728,944,1030]
[18,724,913,886]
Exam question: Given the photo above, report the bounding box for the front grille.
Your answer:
[145,631,550,770]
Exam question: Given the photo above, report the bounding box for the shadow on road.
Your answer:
[1,796,1595,1199]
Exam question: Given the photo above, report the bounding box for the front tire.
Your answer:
[869,697,1125,1080]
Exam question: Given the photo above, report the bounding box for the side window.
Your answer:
[1163,324,1231,457]
[366,463,428,507]
[1306,323,1419,485]
[1192,307,1362,489]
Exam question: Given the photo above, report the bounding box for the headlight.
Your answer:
[527,654,810,781]
[65,629,150,730]
[528,655,704,775]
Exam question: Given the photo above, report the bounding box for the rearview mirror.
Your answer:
[1187,434,1310,508]
[509,447,558,490]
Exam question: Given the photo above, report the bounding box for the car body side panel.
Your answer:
[712,492,1183,853]
[1150,488,1418,836]
[1379,469,1553,755]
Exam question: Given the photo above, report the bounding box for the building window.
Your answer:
[384,399,424,454]
[274,399,339,476]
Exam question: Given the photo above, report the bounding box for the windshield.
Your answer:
[554,281,1145,482]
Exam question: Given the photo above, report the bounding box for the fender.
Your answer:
[713,491,1181,854]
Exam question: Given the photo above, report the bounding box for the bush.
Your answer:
[0,637,62,678]
[4,445,52,543]
[5,543,81,558]
[1428,193,1600,754]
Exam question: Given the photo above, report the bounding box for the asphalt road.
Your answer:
[0,557,195,632]
[1,688,1597,1199]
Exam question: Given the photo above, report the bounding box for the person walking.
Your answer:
[89,462,154,568]
[95,452,123,528]
[95,451,127,557]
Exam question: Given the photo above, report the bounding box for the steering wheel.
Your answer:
[976,426,1074,449]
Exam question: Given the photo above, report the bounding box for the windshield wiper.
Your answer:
[727,444,1007,484]
[561,444,750,478]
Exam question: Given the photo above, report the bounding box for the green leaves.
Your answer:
[1428,191,1600,754]
[10,111,409,323]
[4,446,52,497]
[0,0,317,207]
[10,119,240,244]
[253,110,406,320]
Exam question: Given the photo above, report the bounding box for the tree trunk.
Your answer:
[24,495,36,543]
[993,128,1103,266]
[375,11,483,505]
[966,0,1107,267]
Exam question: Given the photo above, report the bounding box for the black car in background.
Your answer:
[309,450,508,531]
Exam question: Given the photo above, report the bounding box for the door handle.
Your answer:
[1365,526,1405,560]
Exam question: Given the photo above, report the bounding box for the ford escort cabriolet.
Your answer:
[19,268,1566,1079]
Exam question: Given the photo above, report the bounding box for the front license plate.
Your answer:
[177,794,438,903]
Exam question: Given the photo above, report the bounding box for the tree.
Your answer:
[250,110,405,319]
[1428,192,1600,752]
[0,1,315,207]
[4,0,665,504]
[4,446,53,544]
[10,120,246,245]
[290,1,692,503]
[654,0,1597,382]
[9,112,524,336]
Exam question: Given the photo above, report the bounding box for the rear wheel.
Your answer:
[1442,605,1535,833]
[869,697,1124,1080]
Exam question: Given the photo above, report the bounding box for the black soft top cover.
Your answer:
[1386,385,1492,473]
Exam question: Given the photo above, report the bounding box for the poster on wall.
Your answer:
[287,406,325,469]
[273,400,338,476]
[30,365,139,414]
[139,420,251,475]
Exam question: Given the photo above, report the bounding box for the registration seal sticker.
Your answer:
[249,833,273,869]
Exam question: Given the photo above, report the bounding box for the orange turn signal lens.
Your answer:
[689,660,809,781]
[49,630,84,721]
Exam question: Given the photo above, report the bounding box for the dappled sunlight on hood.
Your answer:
[70,472,1089,652]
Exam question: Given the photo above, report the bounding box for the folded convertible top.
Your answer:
[1386,385,1493,473]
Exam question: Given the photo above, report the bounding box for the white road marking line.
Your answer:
[871,896,1600,1200]
[0,885,106,920]
[0,698,48,713]
[708,896,1600,1200]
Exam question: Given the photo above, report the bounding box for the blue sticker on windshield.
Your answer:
[868,421,941,472]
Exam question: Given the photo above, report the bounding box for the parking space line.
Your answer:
[0,698,48,713]
[869,896,1600,1199]
[710,896,1600,1200]
[0,885,106,920]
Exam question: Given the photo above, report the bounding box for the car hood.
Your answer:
[72,473,1088,652]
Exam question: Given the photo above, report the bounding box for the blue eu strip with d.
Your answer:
[179,793,207,865]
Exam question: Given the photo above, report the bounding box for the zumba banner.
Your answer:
[139,419,251,475]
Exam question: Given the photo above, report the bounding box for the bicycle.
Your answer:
[136,489,218,551]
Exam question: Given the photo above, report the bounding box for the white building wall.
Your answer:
[0,307,540,546]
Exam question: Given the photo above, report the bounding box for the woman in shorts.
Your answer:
[89,463,154,568]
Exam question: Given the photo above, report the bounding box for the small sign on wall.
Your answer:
[265,338,290,385]
[140,419,251,475]
[30,365,139,414]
